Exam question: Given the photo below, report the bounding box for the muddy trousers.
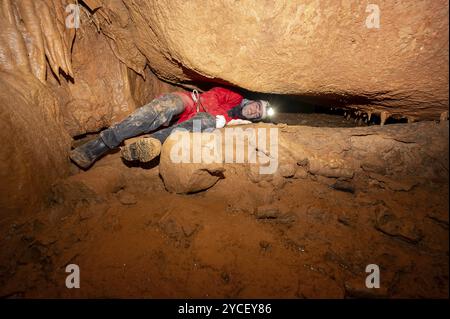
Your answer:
[150,112,216,143]
[100,93,216,149]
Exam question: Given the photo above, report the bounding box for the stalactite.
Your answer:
[0,0,74,81]
[380,111,389,126]
[440,111,449,125]
[407,116,416,123]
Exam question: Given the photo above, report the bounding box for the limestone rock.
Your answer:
[117,190,137,206]
[159,132,225,193]
[88,0,448,120]
[0,73,71,217]
[278,163,296,178]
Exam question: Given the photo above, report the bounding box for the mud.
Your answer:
[0,0,448,300]
[0,125,448,298]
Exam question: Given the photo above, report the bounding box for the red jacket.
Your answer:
[174,87,243,123]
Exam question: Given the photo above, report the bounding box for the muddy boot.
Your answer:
[120,137,162,163]
[69,137,110,169]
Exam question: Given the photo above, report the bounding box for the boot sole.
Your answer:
[121,138,161,163]
[69,149,94,169]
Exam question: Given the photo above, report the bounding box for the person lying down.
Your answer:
[69,87,273,169]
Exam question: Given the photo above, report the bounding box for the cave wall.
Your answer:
[48,13,178,137]
[48,19,137,136]
[0,72,71,217]
[0,0,74,216]
[0,0,177,215]
[0,0,449,216]
[87,0,449,121]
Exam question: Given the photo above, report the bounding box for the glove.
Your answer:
[226,119,252,126]
[216,115,226,128]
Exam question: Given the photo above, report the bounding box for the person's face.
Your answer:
[241,101,262,120]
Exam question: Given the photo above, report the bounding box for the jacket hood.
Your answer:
[227,99,270,121]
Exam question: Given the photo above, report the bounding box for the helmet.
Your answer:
[228,99,275,122]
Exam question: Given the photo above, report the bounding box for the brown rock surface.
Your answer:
[47,8,180,136]
[158,122,448,193]
[159,132,225,193]
[0,1,448,299]
[0,1,179,137]
[0,1,179,215]
[0,72,71,217]
[0,148,447,298]
[86,0,448,120]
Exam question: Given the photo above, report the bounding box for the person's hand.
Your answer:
[215,115,226,128]
[226,119,252,126]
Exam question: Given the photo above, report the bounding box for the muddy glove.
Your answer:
[216,115,226,128]
[226,119,252,126]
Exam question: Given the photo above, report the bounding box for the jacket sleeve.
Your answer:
[211,87,243,108]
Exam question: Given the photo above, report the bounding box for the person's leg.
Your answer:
[121,112,216,162]
[100,93,185,148]
[150,112,216,144]
[69,93,185,169]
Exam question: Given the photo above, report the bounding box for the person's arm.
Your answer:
[226,119,252,126]
[206,88,245,127]
[215,116,252,128]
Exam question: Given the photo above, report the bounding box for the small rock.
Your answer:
[221,272,230,283]
[117,191,137,205]
[315,175,336,186]
[331,180,355,193]
[226,205,248,214]
[337,216,352,226]
[259,240,272,250]
[279,163,296,178]
[255,206,280,219]
[276,212,298,225]
[271,175,287,189]
[294,167,308,179]
[368,173,418,191]
[254,206,296,225]
[344,280,389,298]
[297,158,309,167]
[374,209,423,243]
[182,222,199,237]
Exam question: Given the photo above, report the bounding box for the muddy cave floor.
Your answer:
[0,114,448,298]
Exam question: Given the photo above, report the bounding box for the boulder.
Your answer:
[87,0,448,120]
[159,131,225,193]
